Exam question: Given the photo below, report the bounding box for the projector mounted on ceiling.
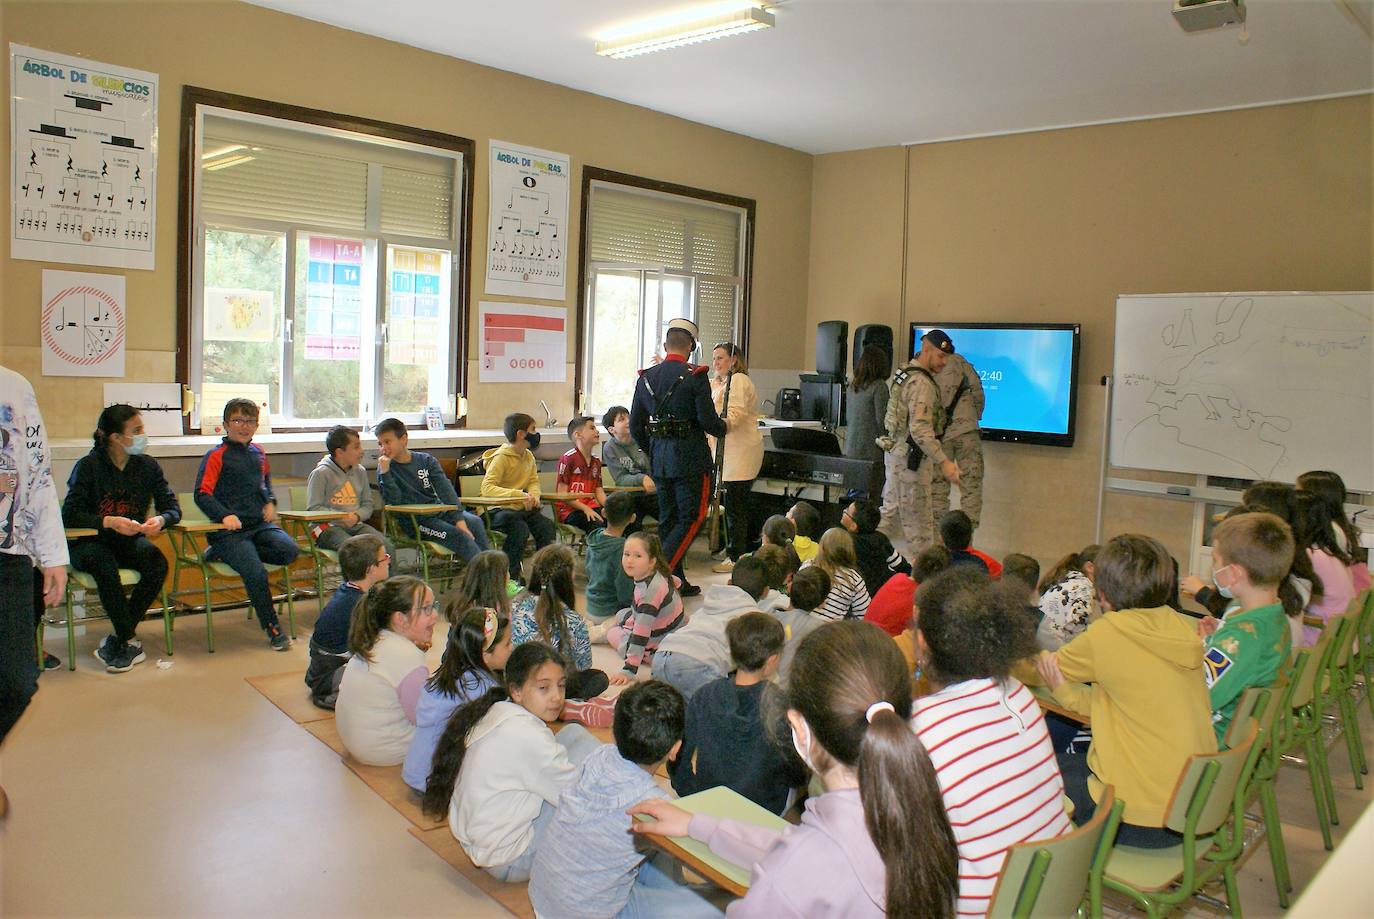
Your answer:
[1172,0,1247,32]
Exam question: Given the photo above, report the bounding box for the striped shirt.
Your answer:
[913,678,1071,918]
[803,563,871,621]
[621,571,684,676]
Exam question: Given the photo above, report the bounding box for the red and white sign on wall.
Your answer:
[478,301,567,384]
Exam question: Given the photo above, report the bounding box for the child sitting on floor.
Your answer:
[305,534,389,710]
[864,573,918,675]
[511,544,614,700]
[804,528,871,621]
[842,498,910,598]
[585,492,637,621]
[787,501,821,563]
[760,514,802,574]
[445,549,512,620]
[939,510,1001,576]
[771,565,831,676]
[607,532,685,680]
[530,681,718,918]
[670,612,807,814]
[422,642,601,882]
[1000,553,1043,627]
[753,542,800,596]
[403,605,512,793]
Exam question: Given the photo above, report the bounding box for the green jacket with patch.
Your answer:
[1204,602,1291,745]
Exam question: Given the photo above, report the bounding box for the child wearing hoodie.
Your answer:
[530,681,719,919]
[421,642,600,882]
[585,492,636,620]
[1037,534,1217,849]
[771,565,831,677]
[633,621,960,919]
[786,501,821,563]
[652,556,784,702]
[481,412,556,581]
[670,613,808,814]
[305,425,391,553]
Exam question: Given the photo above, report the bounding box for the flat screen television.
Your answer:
[909,322,1081,447]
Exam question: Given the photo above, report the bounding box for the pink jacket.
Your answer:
[1303,548,1357,645]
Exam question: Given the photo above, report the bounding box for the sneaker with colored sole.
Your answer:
[562,696,616,729]
[266,623,291,651]
[105,642,146,674]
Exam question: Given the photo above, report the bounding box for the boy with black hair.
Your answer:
[786,501,821,563]
[304,534,390,709]
[373,417,490,564]
[1001,552,1043,625]
[194,397,300,650]
[1201,512,1294,743]
[842,498,911,597]
[939,510,1001,575]
[480,412,556,581]
[585,491,636,621]
[555,416,608,532]
[601,404,658,527]
[530,681,715,918]
[652,555,786,702]
[770,564,831,676]
[912,544,951,584]
[306,425,392,553]
[671,612,807,814]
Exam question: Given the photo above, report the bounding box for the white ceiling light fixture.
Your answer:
[595,6,775,60]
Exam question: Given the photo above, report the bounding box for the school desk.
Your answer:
[1030,685,1091,726]
[634,785,787,897]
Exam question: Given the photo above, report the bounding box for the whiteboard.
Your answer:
[1111,293,1373,492]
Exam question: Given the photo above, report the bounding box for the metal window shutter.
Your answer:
[202,132,368,231]
[380,166,454,239]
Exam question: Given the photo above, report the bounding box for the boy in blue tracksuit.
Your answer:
[193,398,300,650]
[372,417,490,561]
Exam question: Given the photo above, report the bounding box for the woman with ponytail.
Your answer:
[334,576,437,766]
[912,568,1071,917]
[422,641,600,882]
[61,404,180,673]
[631,620,958,918]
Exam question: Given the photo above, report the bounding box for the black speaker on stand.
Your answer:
[805,321,849,429]
[853,324,894,370]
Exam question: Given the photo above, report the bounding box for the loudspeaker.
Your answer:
[775,388,802,421]
[800,374,845,428]
[815,321,848,378]
[853,324,893,370]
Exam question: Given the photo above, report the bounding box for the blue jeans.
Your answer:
[653,651,723,704]
[416,512,490,562]
[618,860,723,919]
[206,523,300,630]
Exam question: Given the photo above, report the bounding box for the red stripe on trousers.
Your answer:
[667,473,712,571]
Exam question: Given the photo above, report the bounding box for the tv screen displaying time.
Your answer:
[909,322,1081,447]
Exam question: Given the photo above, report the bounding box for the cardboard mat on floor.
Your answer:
[409,826,535,919]
[245,671,334,724]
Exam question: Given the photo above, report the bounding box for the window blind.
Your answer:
[588,186,742,278]
[380,167,453,240]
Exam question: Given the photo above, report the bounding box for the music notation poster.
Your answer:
[41,268,125,377]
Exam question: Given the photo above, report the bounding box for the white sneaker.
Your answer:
[711,559,735,574]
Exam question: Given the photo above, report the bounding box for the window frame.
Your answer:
[574,166,755,416]
[177,86,475,433]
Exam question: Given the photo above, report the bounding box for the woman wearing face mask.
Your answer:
[631,620,959,918]
[61,404,180,673]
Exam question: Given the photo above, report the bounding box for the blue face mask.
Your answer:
[1212,565,1235,599]
[125,434,149,455]
[525,431,541,451]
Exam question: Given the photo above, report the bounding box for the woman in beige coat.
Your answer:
[708,342,763,573]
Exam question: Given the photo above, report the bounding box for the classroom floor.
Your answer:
[1,543,1369,917]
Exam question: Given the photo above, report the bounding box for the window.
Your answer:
[578,170,753,415]
[181,89,472,429]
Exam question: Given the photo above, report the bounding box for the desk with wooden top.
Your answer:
[634,786,787,898]
[64,528,98,539]
[277,509,348,524]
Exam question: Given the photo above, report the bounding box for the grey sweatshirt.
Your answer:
[305,455,375,519]
[655,584,788,673]
[602,436,651,487]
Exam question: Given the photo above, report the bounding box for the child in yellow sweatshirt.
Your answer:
[481,412,556,582]
[1037,534,1216,849]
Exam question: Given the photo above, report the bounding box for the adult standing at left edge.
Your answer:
[630,319,726,597]
[0,366,68,818]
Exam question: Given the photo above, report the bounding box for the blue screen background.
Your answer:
[911,327,1076,435]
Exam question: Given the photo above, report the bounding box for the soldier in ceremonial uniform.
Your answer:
[876,329,962,556]
[931,351,986,529]
[629,318,726,597]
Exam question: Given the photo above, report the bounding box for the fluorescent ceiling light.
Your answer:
[595,6,775,59]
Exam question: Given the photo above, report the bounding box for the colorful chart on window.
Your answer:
[303,235,363,361]
[479,301,567,383]
[11,45,158,270]
[387,246,446,366]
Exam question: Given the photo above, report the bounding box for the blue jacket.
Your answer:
[402,669,499,792]
[314,582,364,655]
[194,438,275,525]
[629,354,726,478]
[376,450,464,521]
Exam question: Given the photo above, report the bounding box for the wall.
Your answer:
[0,0,813,435]
[807,95,1374,567]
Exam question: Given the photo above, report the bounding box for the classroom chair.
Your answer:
[1323,607,1367,788]
[986,786,1123,919]
[286,485,341,602]
[1229,682,1296,907]
[381,506,463,594]
[1272,628,1341,852]
[1350,589,1374,719]
[1101,720,1260,919]
[538,470,588,554]
[457,473,505,551]
[168,493,297,652]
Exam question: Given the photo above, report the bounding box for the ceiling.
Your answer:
[245,0,1373,155]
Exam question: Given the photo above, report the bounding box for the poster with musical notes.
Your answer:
[485,140,569,300]
[41,269,125,377]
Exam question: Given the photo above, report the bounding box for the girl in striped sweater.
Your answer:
[804,527,872,621]
[607,532,685,679]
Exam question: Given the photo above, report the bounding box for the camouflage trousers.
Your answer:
[931,430,984,529]
[879,450,937,558]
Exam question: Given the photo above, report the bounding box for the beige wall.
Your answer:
[1,0,813,434]
[808,96,1374,567]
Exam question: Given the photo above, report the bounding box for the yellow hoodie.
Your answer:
[1049,605,1216,828]
[480,444,539,499]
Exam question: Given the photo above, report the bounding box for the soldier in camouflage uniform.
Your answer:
[931,351,986,529]
[876,329,961,556]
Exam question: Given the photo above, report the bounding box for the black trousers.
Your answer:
[566,668,610,701]
[0,554,40,744]
[489,507,557,580]
[657,473,711,580]
[68,535,168,642]
[721,479,757,561]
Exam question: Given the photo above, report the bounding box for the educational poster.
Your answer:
[387,246,445,366]
[479,301,567,383]
[103,382,183,436]
[485,140,569,300]
[304,235,363,361]
[40,269,125,377]
[11,44,158,270]
[204,287,274,342]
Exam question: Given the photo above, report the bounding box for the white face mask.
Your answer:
[790,718,817,773]
[1213,564,1236,600]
